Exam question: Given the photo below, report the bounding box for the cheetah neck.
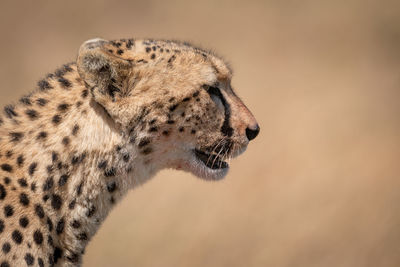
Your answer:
[0,63,155,264]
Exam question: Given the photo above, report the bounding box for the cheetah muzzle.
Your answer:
[0,38,259,266]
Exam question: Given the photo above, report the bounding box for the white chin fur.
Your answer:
[185,155,229,181]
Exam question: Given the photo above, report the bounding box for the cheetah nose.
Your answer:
[245,124,260,141]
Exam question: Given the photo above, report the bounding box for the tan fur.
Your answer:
[0,38,258,266]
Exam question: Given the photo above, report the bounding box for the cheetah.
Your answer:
[0,38,259,266]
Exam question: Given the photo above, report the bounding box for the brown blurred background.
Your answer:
[1,0,400,266]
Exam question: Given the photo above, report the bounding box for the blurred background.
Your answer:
[1,0,400,266]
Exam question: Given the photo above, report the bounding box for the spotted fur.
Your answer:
[0,38,259,266]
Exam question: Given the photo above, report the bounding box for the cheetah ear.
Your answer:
[77,38,133,100]
[77,38,134,125]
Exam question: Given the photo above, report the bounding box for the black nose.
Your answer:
[246,124,260,141]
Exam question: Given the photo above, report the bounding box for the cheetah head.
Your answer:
[77,38,259,181]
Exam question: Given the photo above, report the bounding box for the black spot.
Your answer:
[0,262,10,267]
[76,182,83,196]
[146,47,151,53]
[31,182,37,192]
[33,230,44,245]
[72,124,80,135]
[167,120,175,124]
[57,103,70,112]
[19,217,29,228]
[193,91,200,97]
[46,217,53,232]
[162,130,170,136]
[183,97,191,102]
[0,184,5,200]
[126,39,134,49]
[66,253,80,263]
[17,154,24,167]
[37,131,48,139]
[0,220,4,233]
[35,204,45,218]
[98,160,107,169]
[81,89,89,98]
[51,194,62,210]
[138,138,150,148]
[86,205,96,217]
[191,129,196,134]
[53,247,63,264]
[117,49,124,55]
[56,217,65,235]
[18,178,28,187]
[149,126,158,132]
[48,235,53,246]
[4,105,18,118]
[58,77,72,88]
[46,165,53,174]
[3,177,10,184]
[36,98,48,106]
[68,200,76,210]
[104,167,116,177]
[72,153,86,165]
[169,104,178,112]
[19,193,29,206]
[20,96,32,105]
[52,115,62,125]
[55,64,73,77]
[4,205,13,217]
[77,232,88,241]
[58,174,69,186]
[107,182,117,193]
[38,79,52,91]
[43,177,54,191]
[167,55,176,65]
[29,163,38,176]
[151,53,156,59]
[71,220,81,228]
[25,253,35,265]
[42,195,49,202]
[142,147,153,155]
[12,230,23,244]
[62,137,70,146]
[5,150,12,158]
[25,109,38,120]
[52,152,59,162]
[38,258,44,267]
[2,242,11,254]
[179,127,184,132]
[9,132,23,142]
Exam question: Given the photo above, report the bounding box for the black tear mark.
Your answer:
[204,85,233,137]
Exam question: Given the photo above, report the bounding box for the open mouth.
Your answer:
[194,149,228,170]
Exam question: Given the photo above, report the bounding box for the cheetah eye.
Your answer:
[202,84,223,107]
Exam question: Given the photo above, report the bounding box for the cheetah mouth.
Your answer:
[194,149,229,170]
